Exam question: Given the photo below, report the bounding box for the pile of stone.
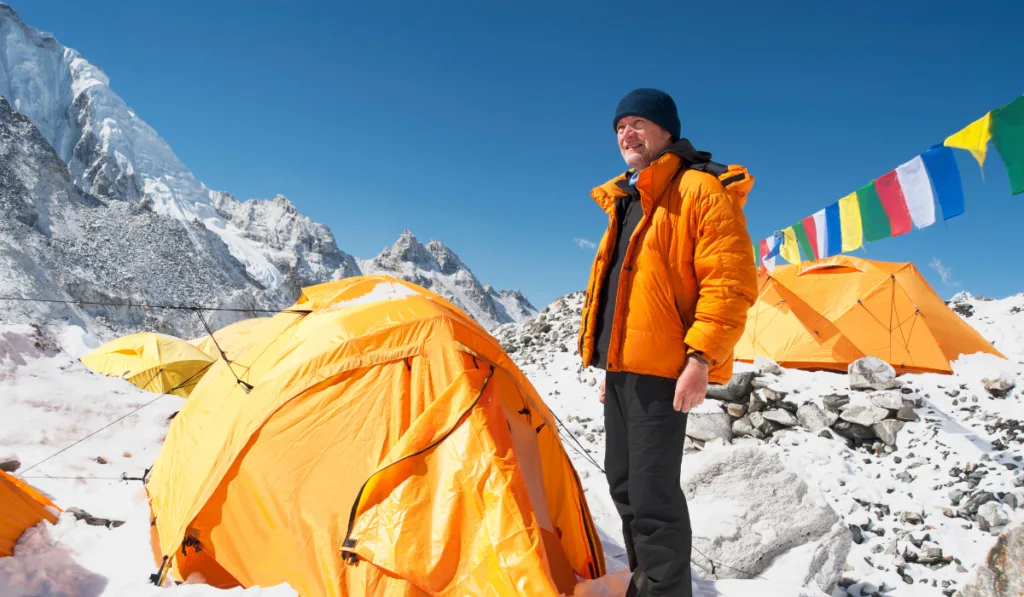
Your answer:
[688,356,921,453]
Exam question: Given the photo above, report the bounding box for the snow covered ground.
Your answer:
[1,291,1022,596]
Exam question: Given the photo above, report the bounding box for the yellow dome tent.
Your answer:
[145,275,604,596]
[81,332,215,398]
[734,255,1005,374]
[188,317,269,361]
[1,471,60,557]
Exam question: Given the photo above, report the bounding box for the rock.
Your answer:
[870,391,907,411]
[66,507,125,529]
[840,406,890,427]
[726,403,748,418]
[873,420,905,446]
[849,356,897,391]
[684,436,702,453]
[818,429,834,440]
[950,489,966,505]
[797,403,835,432]
[759,388,787,403]
[687,413,733,443]
[706,371,756,403]
[833,421,876,440]
[982,373,1016,398]
[763,409,800,427]
[683,447,852,593]
[732,416,756,438]
[896,471,914,483]
[849,524,864,544]
[901,511,924,524]
[964,492,998,515]
[95,456,109,465]
[0,453,20,473]
[749,411,782,437]
[748,391,767,414]
[754,357,784,376]
[961,521,1024,597]
[978,502,1013,531]
[897,405,919,422]
[823,394,851,412]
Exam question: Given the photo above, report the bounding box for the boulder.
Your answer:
[982,372,1016,398]
[822,394,850,412]
[687,413,733,443]
[869,391,906,411]
[961,521,1024,597]
[832,421,876,440]
[849,356,897,391]
[0,452,20,473]
[749,411,782,437]
[759,388,787,403]
[749,391,767,414]
[732,415,756,438]
[706,372,756,403]
[754,357,784,376]
[726,403,748,418]
[896,405,919,422]
[978,502,1013,532]
[797,403,835,432]
[840,406,890,427]
[683,447,852,593]
[763,409,800,427]
[872,420,905,446]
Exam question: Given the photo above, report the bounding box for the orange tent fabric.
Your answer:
[146,275,604,596]
[187,316,269,361]
[734,256,1004,374]
[1,471,60,557]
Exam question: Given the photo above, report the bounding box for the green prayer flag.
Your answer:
[991,95,1024,195]
[793,221,815,262]
[855,182,891,242]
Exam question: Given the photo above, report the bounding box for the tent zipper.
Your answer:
[340,365,495,563]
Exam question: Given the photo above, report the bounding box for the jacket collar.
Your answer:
[591,138,712,214]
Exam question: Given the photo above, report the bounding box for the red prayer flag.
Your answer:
[800,215,820,260]
[874,171,912,236]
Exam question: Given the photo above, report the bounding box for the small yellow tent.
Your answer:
[188,317,269,361]
[734,255,1005,373]
[1,471,60,557]
[145,275,604,596]
[81,332,215,397]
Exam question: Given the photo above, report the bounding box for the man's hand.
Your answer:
[598,374,606,404]
[673,355,709,412]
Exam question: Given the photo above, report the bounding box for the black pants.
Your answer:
[604,370,692,597]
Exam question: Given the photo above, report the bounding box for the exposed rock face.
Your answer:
[961,521,1024,597]
[682,447,852,593]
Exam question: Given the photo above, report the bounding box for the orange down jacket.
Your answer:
[578,143,759,385]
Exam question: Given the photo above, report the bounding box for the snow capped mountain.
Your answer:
[0,96,277,339]
[0,2,287,288]
[357,230,536,329]
[0,3,534,334]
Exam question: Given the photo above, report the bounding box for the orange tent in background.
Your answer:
[146,275,604,596]
[1,471,60,557]
[734,255,1005,374]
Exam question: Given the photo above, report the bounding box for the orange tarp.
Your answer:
[1,471,59,557]
[146,275,603,596]
[735,256,1004,374]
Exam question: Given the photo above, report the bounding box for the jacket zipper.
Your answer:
[340,366,496,563]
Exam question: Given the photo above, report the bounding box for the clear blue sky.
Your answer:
[16,0,1024,308]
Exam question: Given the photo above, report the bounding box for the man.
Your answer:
[577,88,758,596]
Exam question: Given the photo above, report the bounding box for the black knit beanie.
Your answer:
[612,88,680,140]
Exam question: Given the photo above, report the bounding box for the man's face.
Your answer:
[616,116,673,170]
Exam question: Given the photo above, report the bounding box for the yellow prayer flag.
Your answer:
[944,111,992,169]
[779,227,801,264]
[838,192,863,252]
